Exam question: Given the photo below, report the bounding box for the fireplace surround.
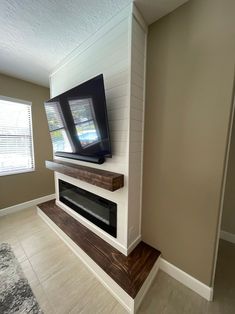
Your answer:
[38,6,156,313]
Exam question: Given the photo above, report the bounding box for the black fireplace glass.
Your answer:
[59,179,117,237]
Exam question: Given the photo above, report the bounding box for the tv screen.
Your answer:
[44,74,111,164]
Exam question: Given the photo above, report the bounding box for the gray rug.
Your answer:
[0,243,43,314]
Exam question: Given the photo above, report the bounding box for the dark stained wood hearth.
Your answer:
[46,160,124,192]
[38,200,160,298]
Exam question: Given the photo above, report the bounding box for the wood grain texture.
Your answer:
[38,200,160,298]
[45,160,124,192]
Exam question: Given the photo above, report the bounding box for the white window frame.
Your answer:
[0,95,35,177]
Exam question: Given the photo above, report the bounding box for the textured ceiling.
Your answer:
[0,0,131,87]
[0,0,188,87]
[134,0,189,25]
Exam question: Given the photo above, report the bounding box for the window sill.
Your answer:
[0,168,35,177]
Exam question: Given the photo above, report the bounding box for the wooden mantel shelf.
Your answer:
[45,160,124,192]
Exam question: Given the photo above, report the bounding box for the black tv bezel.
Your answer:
[45,74,112,164]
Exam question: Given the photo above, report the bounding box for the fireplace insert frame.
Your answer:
[59,179,117,237]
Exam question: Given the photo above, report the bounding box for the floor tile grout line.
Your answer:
[18,218,57,313]
[1,206,56,313]
[1,206,127,313]
[23,258,56,314]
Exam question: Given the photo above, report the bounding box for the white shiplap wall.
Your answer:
[50,9,131,175]
[49,4,147,254]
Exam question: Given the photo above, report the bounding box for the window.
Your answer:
[0,96,35,176]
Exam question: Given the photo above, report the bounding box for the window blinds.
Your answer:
[0,98,35,175]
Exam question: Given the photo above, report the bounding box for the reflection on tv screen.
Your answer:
[69,98,100,148]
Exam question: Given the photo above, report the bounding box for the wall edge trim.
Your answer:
[127,235,142,255]
[132,3,148,32]
[159,258,213,301]
[0,194,56,216]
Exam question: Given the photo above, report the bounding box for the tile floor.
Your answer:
[0,206,234,314]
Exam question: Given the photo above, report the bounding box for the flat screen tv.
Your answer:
[44,74,111,164]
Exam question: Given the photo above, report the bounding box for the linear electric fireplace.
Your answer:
[59,180,117,237]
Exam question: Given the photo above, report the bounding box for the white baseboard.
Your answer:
[220,230,235,244]
[159,258,213,301]
[37,207,160,313]
[0,194,55,217]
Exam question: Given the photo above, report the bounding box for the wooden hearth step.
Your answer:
[37,200,161,312]
[45,160,124,192]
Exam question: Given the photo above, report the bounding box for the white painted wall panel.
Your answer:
[49,5,146,253]
[50,7,132,251]
[127,16,147,246]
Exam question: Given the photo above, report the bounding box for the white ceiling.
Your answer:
[0,0,188,87]
[134,0,189,25]
[0,0,131,87]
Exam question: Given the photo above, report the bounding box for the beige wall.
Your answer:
[0,73,54,209]
[142,0,235,286]
[222,94,235,234]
